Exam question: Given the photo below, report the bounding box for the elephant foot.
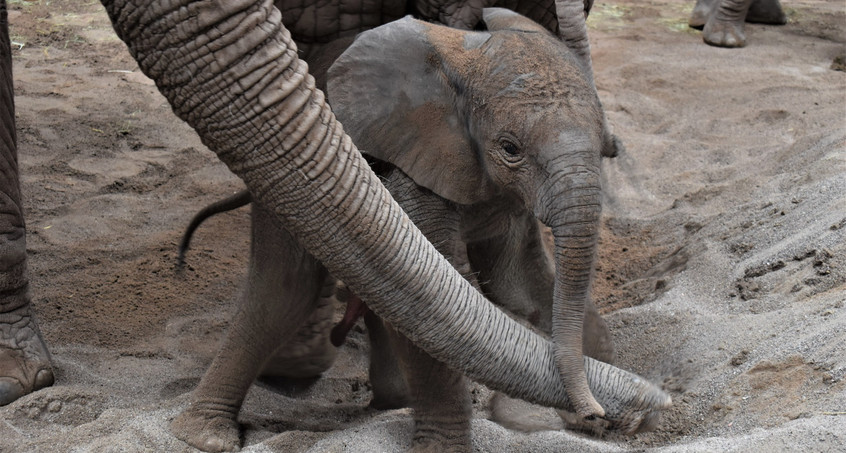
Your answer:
[558,405,660,437]
[703,17,747,47]
[489,392,564,432]
[746,0,787,25]
[171,406,241,452]
[409,425,471,453]
[0,305,54,406]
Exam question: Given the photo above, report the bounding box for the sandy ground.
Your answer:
[1,0,844,451]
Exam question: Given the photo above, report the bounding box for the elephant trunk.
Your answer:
[100,0,668,425]
[536,149,605,419]
[554,0,595,86]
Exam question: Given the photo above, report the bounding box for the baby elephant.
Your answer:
[174,9,670,453]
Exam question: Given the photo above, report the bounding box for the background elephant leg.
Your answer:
[171,204,328,453]
[365,310,410,410]
[689,0,718,29]
[0,1,53,406]
[745,0,786,25]
[703,0,755,47]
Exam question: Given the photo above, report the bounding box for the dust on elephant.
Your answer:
[175,9,668,452]
[332,11,627,442]
[0,0,608,409]
[4,0,670,450]
[0,0,611,410]
[689,0,786,47]
[0,0,54,406]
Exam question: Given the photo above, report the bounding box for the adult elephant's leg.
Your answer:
[0,0,54,406]
[703,0,755,47]
[171,204,328,452]
[689,0,718,29]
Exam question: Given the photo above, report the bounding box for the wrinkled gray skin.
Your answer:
[332,15,626,446]
[5,0,670,451]
[0,0,55,406]
[689,0,786,47]
[178,11,658,452]
[0,0,609,411]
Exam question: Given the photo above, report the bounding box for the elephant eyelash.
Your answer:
[497,137,524,164]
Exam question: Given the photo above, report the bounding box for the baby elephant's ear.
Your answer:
[328,17,495,205]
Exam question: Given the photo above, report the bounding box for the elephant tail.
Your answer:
[177,189,252,268]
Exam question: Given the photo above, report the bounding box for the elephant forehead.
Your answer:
[481,73,602,129]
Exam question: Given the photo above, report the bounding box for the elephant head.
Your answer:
[328,9,617,418]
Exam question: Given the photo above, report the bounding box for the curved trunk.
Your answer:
[99,0,667,419]
[536,152,605,418]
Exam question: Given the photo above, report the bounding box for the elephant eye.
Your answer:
[498,137,522,163]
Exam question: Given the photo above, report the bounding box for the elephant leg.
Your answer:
[389,325,472,452]
[745,0,786,25]
[689,0,719,29]
[365,310,410,410]
[465,212,555,334]
[171,204,329,452]
[260,274,338,379]
[381,168,474,451]
[703,0,755,47]
[0,1,54,406]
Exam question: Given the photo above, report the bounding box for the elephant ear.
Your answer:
[481,8,555,35]
[327,17,496,205]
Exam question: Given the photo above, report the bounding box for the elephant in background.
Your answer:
[0,0,54,406]
[176,10,664,452]
[689,0,786,47]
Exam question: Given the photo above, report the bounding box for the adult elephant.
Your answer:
[0,0,608,410]
[689,0,786,47]
[0,0,55,406]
